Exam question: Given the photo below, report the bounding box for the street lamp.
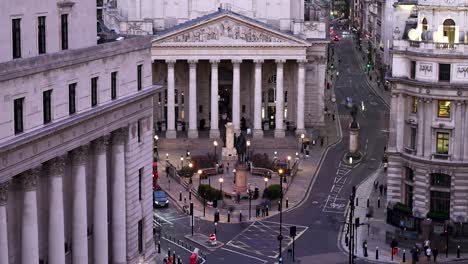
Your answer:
[180,156,184,168]
[264,177,269,189]
[246,140,251,161]
[219,177,224,200]
[274,151,278,159]
[301,133,305,153]
[213,140,218,161]
[165,153,169,161]
[287,156,291,170]
[188,162,193,182]
[278,168,284,262]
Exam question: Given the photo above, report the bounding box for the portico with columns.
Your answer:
[151,11,326,139]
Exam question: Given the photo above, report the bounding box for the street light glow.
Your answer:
[198,169,202,175]
[287,156,291,161]
[219,177,224,183]
[154,135,159,141]
[247,140,251,147]
[189,162,193,168]
[279,169,283,175]
[264,177,268,182]
[301,133,305,139]
[214,140,218,147]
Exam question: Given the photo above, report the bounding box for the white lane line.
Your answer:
[165,216,189,222]
[154,212,173,225]
[221,247,268,263]
[224,221,256,245]
[162,237,206,264]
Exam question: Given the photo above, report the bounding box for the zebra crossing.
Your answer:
[322,161,354,214]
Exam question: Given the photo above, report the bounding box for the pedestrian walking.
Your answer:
[379,184,384,196]
[433,248,438,262]
[426,247,431,261]
[374,181,378,191]
[256,206,260,217]
[261,206,265,217]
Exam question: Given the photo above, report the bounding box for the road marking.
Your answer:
[221,247,268,263]
[162,237,207,264]
[154,212,174,225]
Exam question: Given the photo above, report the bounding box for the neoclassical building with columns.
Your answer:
[0,0,157,263]
[104,1,329,139]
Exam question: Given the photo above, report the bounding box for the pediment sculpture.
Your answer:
[163,18,287,44]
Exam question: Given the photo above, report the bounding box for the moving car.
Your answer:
[153,190,169,208]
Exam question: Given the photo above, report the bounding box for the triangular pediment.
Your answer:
[152,12,310,47]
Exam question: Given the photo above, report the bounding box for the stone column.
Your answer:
[253,59,263,138]
[275,59,286,138]
[188,60,198,139]
[464,103,468,161]
[396,94,406,152]
[0,182,10,264]
[454,101,463,161]
[94,136,109,264]
[71,146,89,264]
[210,59,220,138]
[417,98,425,157]
[423,100,433,159]
[296,59,306,135]
[111,129,127,264]
[232,59,242,134]
[387,93,398,152]
[20,168,40,264]
[166,60,177,139]
[48,157,66,264]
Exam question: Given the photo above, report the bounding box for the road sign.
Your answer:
[210,233,217,245]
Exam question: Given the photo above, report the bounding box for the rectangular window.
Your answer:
[411,97,418,113]
[14,98,24,134]
[43,90,52,124]
[12,18,21,59]
[61,14,68,50]
[405,167,414,182]
[137,120,141,142]
[111,71,117,100]
[405,184,413,208]
[137,219,144,253]
[37,16,46,54]
[436,132,449,155]
[69,83,76,114]
[137,64,143,91]
[431,173,451,188]
[439,64,451,82]
[410,127,417,150]
[410,61,416,79]
[91,77,98,107]
[437,100,451,118]
[175,89,178,104]
[430,191,450,215]
[138,168,143,200]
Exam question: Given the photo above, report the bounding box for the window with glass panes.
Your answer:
[38,16,46,54]
[430,191,450,215]
[43,90,52,124]
[69,83,76,114]
[438,100,451,118]
[411,97,418,113]
[137,65,143,91]
[12,18,21,59]
[439,64,451,82]
[404,167,414,208]
[410,127,417,150]
[91,77,98,107]
[436,132,449,154]
[14,98,24,134]
[61,14,68,50]
[111,71,117,100]
[431,173,451,188]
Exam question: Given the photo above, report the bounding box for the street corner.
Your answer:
[185,233,225,251]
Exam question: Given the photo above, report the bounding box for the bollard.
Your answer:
[367,198,369,208]
[278,200,281,211]
[356,197,359,207]
[228,212,230,223]
[403,249,406,262]
[376,247,379,260]
[266,206,269,216]
[458,245,461,258]
[173,252,176,264]
[179,191,182,201]
[286,198,289,208]
[363,241,368,257]
[178,256,181,264]
[184,197,187,204]
[189,191,192,200]
[377,197,381,208]
[345,235,348,247]
[168,248,171,257]
[239,211,242,222]
[158,241,161,253]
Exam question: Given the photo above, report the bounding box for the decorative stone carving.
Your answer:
[253,59,264,64]
[164,18,286,43]
[457,65,468,78]
[232,59,242,65]
[0,181,10,205]
[209,59,220,65]
[297,59,308,65]
[49,156,66,177]
[419,63,432,74]
[112,128,128,145]
[275,59,286,65]
[19,168,41,191]
[71,145,89,165]
[94,136,110,154]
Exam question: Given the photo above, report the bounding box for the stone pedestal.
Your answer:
[349,121,360,155]
[234,163,248,194]
[222,123,237,162]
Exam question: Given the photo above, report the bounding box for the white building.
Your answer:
[104,0,329,139]
[387,0,468,228]
[0,0,157,263]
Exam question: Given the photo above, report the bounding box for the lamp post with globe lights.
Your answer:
[219,177,224,201]
[264,177,269,190]
[300,133,305,153]
[246,140,251,161]
[180,156,184,169]
[278,168,284,262]
[213,140,218,161]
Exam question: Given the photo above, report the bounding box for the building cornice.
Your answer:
[386,76,468,90]
[391,48,468,60]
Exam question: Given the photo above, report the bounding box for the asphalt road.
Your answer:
[155,33,390,264]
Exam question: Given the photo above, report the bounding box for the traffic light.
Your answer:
[355,217,360,227]
[190,202,194,215]
[214,210,219,223]
[366,62,371,70]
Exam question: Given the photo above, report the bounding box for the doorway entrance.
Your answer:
[218,66,233,130]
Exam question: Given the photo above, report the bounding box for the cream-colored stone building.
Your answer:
[104,0,329,139]
[0,0,157,263]
[387,0,468,226]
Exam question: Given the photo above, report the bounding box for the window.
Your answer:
[439,64,451,82]
[111,71,117,100]
[410,127,417,150]
[137,120,141,142]
[137,219,143,254]
[38,16,46,54]
[175,89,178,104]
[437,100,451,118]
[158,92,161,104]
[405,167,414,182]
[91,77,98,107]
[422,18,428,32]
[12,18,21,59]
[410,61,416,79]
[69,83,76,114]
[61,14,68,50]
[137,65,143,91]
[181,92,184,105]
[199,105,203,113]
[405,184,413,208]
[442,19,456,43]
[43,90,52,124]
[138,168,143,200]
[14,98,24,134]
[411,97,418,113]
[430,191,450,215]
[436,132,449,154]
[431,173,451,188]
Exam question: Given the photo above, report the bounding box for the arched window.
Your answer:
[443,19,456,43]
[422,18,428,32]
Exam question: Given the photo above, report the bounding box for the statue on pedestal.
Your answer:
[235,133,247,162]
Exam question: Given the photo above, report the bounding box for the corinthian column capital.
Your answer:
[112,128,128,146]
[0,181,10,205]
[94,136,110,154]
[71,145,89,165]
[19,167,41,191]
[49,156,67,177]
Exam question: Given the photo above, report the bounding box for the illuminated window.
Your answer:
[411,97,418,113]
[436,132,449,154]
[422,18,428,32]
[437,100,451,118]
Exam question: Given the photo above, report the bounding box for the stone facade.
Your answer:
[386,0,468,224]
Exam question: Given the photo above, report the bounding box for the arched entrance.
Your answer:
[218,66,232,129]
[443,19,456,43]
[422,17,428,32]
[265,75,277,129]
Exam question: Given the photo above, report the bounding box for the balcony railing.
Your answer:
[394,40,468,55]
[432,153,451,160]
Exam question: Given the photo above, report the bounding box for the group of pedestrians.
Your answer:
[255,204,269,217]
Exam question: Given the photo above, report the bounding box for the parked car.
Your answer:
[153,190,169,208]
